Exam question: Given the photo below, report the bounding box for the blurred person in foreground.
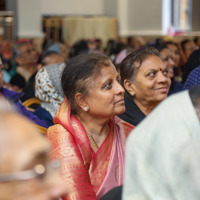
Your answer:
[47,53,134,199]
[118,47,171,126]
[123,85,200,200]
[0,101,67,200]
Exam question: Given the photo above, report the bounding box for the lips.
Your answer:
[115,98,125,104]
[155,87,168,93]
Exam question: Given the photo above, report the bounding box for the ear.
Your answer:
[75,92,88,111]
[124,79,136,96]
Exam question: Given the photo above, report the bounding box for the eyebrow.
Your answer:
[145,68,159,72]
[22,151,48,171]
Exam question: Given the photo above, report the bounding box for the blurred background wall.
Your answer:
[0,0,199,46]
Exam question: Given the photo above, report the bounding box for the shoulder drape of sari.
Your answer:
[47,98,134,200]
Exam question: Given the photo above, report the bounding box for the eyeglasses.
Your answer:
[23,48,37,54]
[0,159,60,182]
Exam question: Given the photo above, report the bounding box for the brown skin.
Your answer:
[167,44,181,68]
[124,55,171,116]
[76,63,125,151]
[160,48,175,79]
[0,112,67,200]
[15,43,38,75]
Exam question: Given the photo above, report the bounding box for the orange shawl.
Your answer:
[47,98,134,199]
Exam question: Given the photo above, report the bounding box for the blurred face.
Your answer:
[184,41,196,59]
[43,54,64,66]
[17,43,38,66]
[167,44,180,67]
[0,58,3,88]
[0,113,67,200]
[85,63,125,119]
[160,48,175,79]
[130,55,171,105]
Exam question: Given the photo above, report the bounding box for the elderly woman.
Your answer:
[118,47,171,126]
[47,53,134,199]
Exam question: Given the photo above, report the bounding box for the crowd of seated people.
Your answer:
[1,34,200,200]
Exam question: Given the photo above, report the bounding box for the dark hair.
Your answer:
[155,43,169,53]
[120,47,160,96]
[165,41,180,53]
[127,36,135,45]
[194,37,199,45]
[166,41,179,48]
[182,49,200,83]
[181,39,190,52]
[61,53,111,114]
[70,39,89,58]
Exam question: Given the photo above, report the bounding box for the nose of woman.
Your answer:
[157,71,171,84]
[115,80,125,95]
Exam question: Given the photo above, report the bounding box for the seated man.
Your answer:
[10,40,39,90]
[0,56,48,128]
[0,101,67,200]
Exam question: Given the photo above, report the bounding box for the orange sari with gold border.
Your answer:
[47,98,134,200]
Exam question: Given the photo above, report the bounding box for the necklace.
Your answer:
[86,129,99,150]
[77,116,99,150]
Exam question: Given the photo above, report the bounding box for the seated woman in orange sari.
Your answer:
[47,53,134,200]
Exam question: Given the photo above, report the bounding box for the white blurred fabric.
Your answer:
[123,90,200,200]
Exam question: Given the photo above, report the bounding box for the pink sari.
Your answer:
[47,98,134,200]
